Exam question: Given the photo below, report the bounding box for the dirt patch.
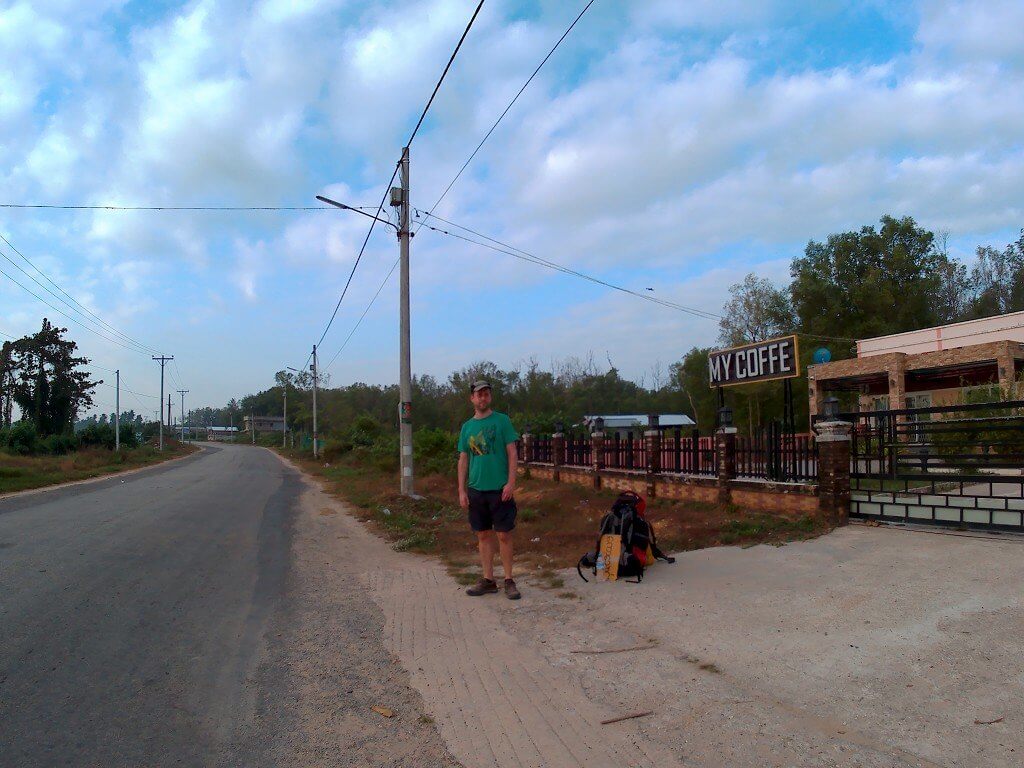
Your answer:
[277,449,833,584]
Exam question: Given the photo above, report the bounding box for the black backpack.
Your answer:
[577,492,675,582]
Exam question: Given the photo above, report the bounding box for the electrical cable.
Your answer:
[311,162,401,365]
[308,0,485,364]
[415,0,596,233]
[0,204,335,211]
[0,263,159,356]
[415,210,721,319]
[405,0,486,148]
[0,232,162,355]
[323,257,400,372]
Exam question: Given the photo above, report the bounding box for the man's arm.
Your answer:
[458,452,470,509]
[502,442,517,502]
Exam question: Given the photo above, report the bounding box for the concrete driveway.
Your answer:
[501,524,1023,767]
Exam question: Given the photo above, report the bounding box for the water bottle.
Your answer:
[595,552,605,580]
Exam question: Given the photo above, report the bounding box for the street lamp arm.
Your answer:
[316,195,397,231]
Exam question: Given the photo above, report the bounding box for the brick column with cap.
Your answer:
[814,419,852,525]
[645,414,661,497]
[520,431,532,479]
[716,427,737,504]
[590,429,605,489]
[551,430,565,483]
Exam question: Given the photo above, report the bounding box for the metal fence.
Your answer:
[659,429,717,476]
[736,422,817,482]
[841,399,1024,530]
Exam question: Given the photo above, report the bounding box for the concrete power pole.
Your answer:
[152,355,173,451]
[396,145,415,496]
[115,369,120,452]
[311,344,319,458]
[177,390,189,442]
[282,383,287,449]
[251,408,256,445]
[167,395,172,441]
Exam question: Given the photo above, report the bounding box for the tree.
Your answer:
[718,274,795,346]
[8,319,98,435]
[791,215,953,350]
[966,229,1024,318]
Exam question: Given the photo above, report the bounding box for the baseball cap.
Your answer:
[470,380,491,394]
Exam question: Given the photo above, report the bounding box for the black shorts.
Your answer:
[467,488,517,532]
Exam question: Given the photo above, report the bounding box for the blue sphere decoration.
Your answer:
[813,347,832,364]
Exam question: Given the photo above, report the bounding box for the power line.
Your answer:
[324,257,400,371]
[415,209,722,319]
[406,0,486,148]
[312,163,401,361]
[0,204,333,211]
[0,262,159,355]
[0,232,161,355]
[416,0,596,233]
[309,0,486,362]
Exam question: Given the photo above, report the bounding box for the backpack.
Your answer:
[577,491,675,582]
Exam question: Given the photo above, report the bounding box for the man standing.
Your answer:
[458,380,521,600]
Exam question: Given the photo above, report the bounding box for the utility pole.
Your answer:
[115,369,120,452]
[167,395,172,442]
[311,344,319,458]
[251,409,256,445]
[152,355,173,451]
[282,383,288,449]
[177,390,189,443]
[395,145,415,495]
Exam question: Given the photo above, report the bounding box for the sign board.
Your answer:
[708,335,800,387]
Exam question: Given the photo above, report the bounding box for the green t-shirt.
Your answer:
[458,411,519,492]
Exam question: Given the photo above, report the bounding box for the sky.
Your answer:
[1,0,1022,420]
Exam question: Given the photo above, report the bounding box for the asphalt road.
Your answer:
[0,444,460,768]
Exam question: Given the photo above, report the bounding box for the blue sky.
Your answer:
[1,0,1022,419]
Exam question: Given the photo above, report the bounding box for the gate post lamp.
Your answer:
[718,406,733,430]
[593,417,604,433]
[823,396,840,419]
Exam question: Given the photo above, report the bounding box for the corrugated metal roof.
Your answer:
[582,414,695,428]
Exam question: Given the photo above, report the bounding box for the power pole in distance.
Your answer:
[115,369,120,452]
[167,395,172,442]
[177,390,189,443]
[152,355,173,451]
[282,382,287,449]
[311,344,319,458]
[393,146,415,496]
[251,408,256,445]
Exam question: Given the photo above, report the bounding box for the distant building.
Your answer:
[244,415,285,433]
[808,310,1024,421]
[581,414,695,437]
[206,426,239,442]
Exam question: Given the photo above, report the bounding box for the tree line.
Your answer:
[216,216,1024,439]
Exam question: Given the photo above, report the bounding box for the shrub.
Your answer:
[414,428,457,476]
[78,423,115,449]
[7,420,38,455]
[42,433,79,455]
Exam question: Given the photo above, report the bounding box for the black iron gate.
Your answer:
[843,399,1024,531]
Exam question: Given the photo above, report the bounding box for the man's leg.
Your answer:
[476,530,497,580]
[496,531,514,580]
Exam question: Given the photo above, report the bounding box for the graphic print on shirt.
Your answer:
[467,425,498,456]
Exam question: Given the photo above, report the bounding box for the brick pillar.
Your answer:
[645,428,661,497]
[590,430,605,489]
[814,420,852,526]
[996,342,1017,394]
[887,353,908,440]
[715,427,737,505]
[551,432,565,483]
[520,432,532,479]
[807,376,825,427]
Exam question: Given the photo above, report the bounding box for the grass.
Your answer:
[278,447,836,585]
[0,439,197,494]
